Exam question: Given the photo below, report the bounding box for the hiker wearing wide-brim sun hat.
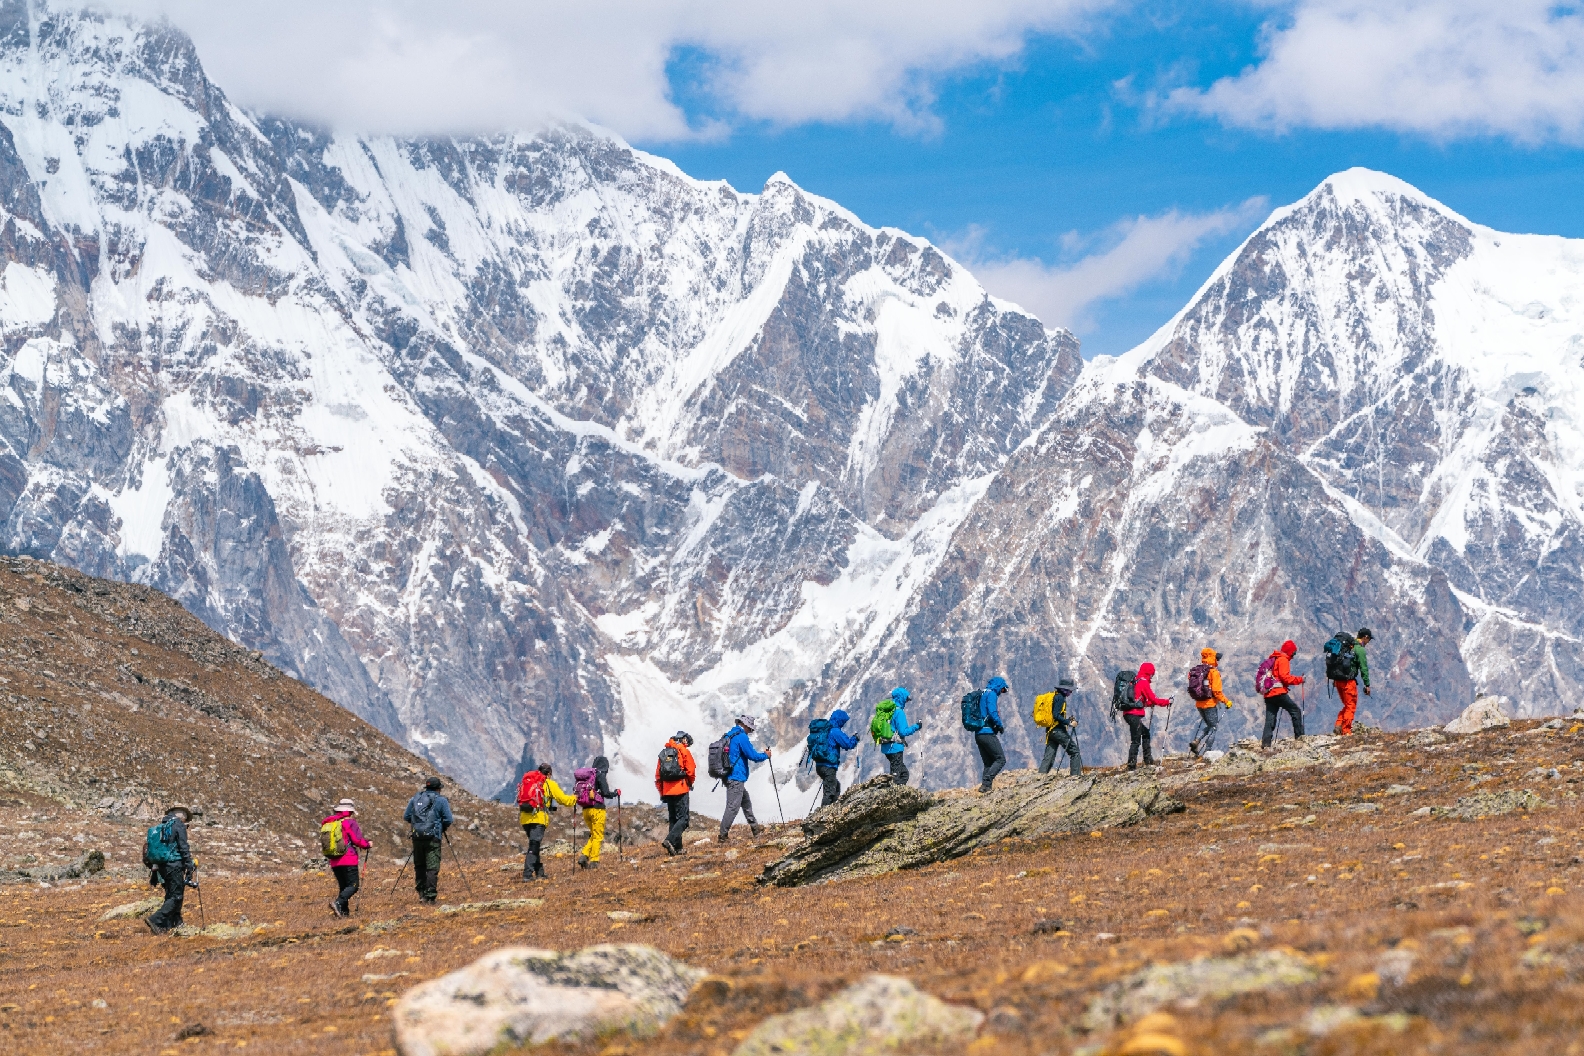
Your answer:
[143,806,195,935]
[322,798,371,918]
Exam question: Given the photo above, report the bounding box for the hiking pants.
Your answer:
[147,862,186,930]
[581,807,606,863]
[1261,693,1304,747]
[662,793,690,851]
[886,752,910,786]
[720,779,758,837]
[522,823,546,878]
[1125,713,1153,767]
[816,764,841,806]
[1333,680,1358,735]
[1039,726,1082,776]
[332,864,360,914]
[1192,706,1221,755]
[975,732,1006,791]
[411,835,442,900]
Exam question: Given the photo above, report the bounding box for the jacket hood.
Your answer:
[987,676,1009,693]
[830,709,850,727]
[593,756,609,772]
[1201,647,1218,665]
[1138,662,1156,678]
[1280,640,1297,657]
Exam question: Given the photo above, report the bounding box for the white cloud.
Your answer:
[87,0,1116,139]
[1166,0,1584,142]
[950,198,1269,332]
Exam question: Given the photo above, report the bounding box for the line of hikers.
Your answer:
[135,631,1373,926]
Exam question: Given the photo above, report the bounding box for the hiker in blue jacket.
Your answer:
[976,676,1010,793]
[718,716,770,842]
[874,687,923,786]
[811,709,860,807]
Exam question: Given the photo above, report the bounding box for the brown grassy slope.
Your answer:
[5,718,1584,1054]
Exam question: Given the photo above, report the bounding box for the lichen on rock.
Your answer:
[1082,950,1318,1031]
[731,974,982,1056]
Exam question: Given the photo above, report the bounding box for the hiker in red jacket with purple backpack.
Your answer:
[575,756,620,869]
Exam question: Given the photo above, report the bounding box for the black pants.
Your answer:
[332,863,360,913]
[662,793,690,850]
[411,835,442,900]
[975,732,1006,790]
[1125,713,1153,767]
[815,764,841,806]
[1039,726,1082,776]
[886,752,910,786]
[522,823,546,878]
[147,862,186,930]
[1262,694,1305,747]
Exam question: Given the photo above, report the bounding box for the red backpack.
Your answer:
[517,770,547,810]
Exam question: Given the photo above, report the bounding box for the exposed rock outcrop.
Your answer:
[1443,696,1513,735]
[732,975,983,1056]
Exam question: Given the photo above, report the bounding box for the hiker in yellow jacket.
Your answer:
[1188,647,1234,757]
[514,763,577,881]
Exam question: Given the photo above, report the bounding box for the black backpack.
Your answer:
[706,731,734,780]
[658,745,686,782]
[1324,633,1360,682]
[960,691,987,732]
[1111,671,1138,713]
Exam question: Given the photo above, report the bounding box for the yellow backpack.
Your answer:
[1032,692,1057,729]
[319,817,347,858]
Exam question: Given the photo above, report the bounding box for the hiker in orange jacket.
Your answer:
[654,732,696,856]
[1258,640,1306,748]
[1188,648,1234,757]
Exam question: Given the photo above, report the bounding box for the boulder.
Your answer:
[1082,950,1318,1031]
[761,770,1182,887]
[392,945,703,1056]
[1431,788,1545,820]
[1442,696,1512,735]
[731,975,982,1056]
[100,896,162,921]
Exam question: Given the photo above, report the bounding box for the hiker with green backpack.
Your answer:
[871,688,922,785]
[321,798,371,918]
[807,709,860,806]
[1034,678,1082,776]
[141,805,195,935]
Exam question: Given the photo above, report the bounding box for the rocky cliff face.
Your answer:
[0,0,1079,795]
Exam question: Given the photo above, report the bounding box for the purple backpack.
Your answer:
[1254,655,1280,696]
[573,767,601,808]
[1187,664,1213,702]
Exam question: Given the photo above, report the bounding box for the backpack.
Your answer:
[806,719,837,766]
[408,791,442,838]
[960,690,987,732]
[1324,633,1360,682]
[517,770,547,809]
[1111,671,1137,713]
[145,817,181,864]
[869,701,897,744]
[707,732,734,780]
[573,767,600,808]
[319,816,348,858]
[657,746,686,783]
[1032,691,1057,729]
[1255,655,1280,696]
[1187,664,1213,702]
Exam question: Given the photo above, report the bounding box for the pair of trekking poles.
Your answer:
[386,827,476,900]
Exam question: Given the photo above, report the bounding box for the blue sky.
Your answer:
[131,0,1584,359]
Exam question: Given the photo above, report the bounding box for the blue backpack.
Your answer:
[806,719,837,766]
[145,817,181,864]
[960,691,987,732]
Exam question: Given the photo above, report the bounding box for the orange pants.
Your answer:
[1333,680,1358,734]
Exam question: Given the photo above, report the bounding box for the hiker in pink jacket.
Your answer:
[323,798,371,918]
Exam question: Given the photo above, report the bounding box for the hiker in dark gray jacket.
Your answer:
[403,777,454,903]
[142,805,194,934]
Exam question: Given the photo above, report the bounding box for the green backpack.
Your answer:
[869,700,897,743]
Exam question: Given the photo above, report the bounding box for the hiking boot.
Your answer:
[1188,740,1201,757]
[1126,763,1137,771]
[329,900,347,918]
[716,834,729,844]
[585,860,600,869]
[661,840,678,857]
[145,919,169,936]
[576,853,589,869]
[749,824,763,838]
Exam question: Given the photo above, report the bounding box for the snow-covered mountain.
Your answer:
[2,0,1579,800]
[0,0,1078,799]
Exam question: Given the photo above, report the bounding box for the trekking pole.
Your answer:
[615,794,624,864]
[387,853,410,897]
[189,879,206,931]
[443,829,476,902]
[768,757,787,826]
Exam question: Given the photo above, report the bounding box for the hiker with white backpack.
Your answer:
[321,798,371,918]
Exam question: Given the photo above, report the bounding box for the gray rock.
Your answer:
[1082,950,1318,1031]
[761,770,1182,886]
[3,849,105,883]
[100,895,162,920]
[1443,697,1513,734]
[731,974,982,1056]
[1431,788,1545,820]
[392,945,703,1056]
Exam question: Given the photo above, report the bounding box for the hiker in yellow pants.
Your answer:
[575,756,619,869]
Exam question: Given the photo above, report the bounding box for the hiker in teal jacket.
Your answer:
[873,687,922,785]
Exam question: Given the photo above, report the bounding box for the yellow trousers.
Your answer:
[580,807,606,863]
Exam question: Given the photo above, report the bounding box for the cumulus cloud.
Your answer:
[950,198,1269,333]
[1166,0,1584,142]
[88,0,1115,138]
